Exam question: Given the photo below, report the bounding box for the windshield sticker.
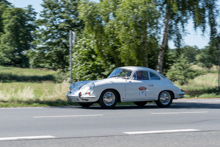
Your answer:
[139,86,147,96]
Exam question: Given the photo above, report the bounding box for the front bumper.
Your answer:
[176,92,185,98]
[66,91,97,102]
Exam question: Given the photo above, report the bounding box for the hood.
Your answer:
[72,80,94,90]
[92,78,126,86]
[70,78,123,92]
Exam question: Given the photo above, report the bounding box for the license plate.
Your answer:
[71,98,79,102]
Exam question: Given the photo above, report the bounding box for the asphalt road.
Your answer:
[0,98,220,147]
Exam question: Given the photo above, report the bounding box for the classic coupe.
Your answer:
[66,66,185,108]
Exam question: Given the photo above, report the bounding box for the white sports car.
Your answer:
[66,66,185,108]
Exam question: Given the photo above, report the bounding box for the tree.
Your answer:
[156,0,219,73]
[78,0,122,69]
[28,0,84,71]
[196,47,213,69]
[115,0,160,67]
[78,0,161,69]
[196,35,220,68]
[175,45,198,64]
[0,6,36,67]
[166,55,200,85]
[0,0,11,35]
[71,36,109,81]
[209,35,220,66]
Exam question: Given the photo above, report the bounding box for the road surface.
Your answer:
[0,98,220,147]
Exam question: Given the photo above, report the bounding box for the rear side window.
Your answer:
[150,72,160,80]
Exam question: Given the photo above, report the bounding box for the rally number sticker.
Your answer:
[138,86,147,96]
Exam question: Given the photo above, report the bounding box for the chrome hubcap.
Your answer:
[159,91,171,105]
[103,92,115,106]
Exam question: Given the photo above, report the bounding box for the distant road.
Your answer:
[0,98,220,147]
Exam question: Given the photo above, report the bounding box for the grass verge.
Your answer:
[175,68,220,98]
[0,99,78,107]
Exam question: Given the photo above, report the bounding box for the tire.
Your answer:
[78,102,93,108]
[99,90,118,109]
[134,102,147,107]
[156,91,173,107]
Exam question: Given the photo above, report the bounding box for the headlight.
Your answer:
[69,83,75,90]
[89,83,95,90]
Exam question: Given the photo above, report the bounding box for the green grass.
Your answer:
[0,66,57,82]
[0,80,71,101]
[175,66,220,98]
[0,66,73,107]
[0,66,56,76]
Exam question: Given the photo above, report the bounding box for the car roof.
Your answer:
[118,66,158,73]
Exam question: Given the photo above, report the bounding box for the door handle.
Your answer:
[149,84,153,87]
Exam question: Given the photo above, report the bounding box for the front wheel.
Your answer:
[78,102,93,108]
[156,91,173,107]
[99,90,118,109]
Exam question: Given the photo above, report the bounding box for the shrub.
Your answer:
[166,55,202,85]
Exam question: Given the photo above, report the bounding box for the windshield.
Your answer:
[108,68,132,79]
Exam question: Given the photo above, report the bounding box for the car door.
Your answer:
[125,70,155,101]
[148,71,163,98]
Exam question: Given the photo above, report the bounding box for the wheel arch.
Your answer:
[99,88,121,102]
[158,90,174,99]
[166,90,174,99]
[156,90,174,107]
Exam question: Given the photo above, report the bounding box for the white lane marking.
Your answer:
[124,129,200,135]
[0,135,55,141]
[0,107,43,110]
[186,100,220,103]
[151,111,208,115]
[33,114,103,118]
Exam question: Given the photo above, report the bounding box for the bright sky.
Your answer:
[12,0,220,49]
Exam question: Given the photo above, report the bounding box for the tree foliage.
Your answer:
[78,0,122,69]
[176,45,198,64]
[0,0,11,35]
[0,0,219,83]
[156,0,219,73]
[166,55,201,85]
[27,0,84,71]
[196,47,213,69]
[115,0,160,67]
[78,0,161,69]
[71,36,113,81]
[196,35,220,69]
[0,5,36,67]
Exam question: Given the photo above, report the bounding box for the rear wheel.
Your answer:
[78,102,93,108]
[134,102,147,107]
[99,90,118,109]
[156,91,173,107]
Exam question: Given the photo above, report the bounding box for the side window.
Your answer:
[150,72,160,80]
[133,71,149,80]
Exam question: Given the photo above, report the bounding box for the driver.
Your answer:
[136,71,147,80]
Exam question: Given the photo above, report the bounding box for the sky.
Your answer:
[12,0,220,49]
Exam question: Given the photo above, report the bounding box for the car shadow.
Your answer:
[72,102,220,110]
[169,102,220,109]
